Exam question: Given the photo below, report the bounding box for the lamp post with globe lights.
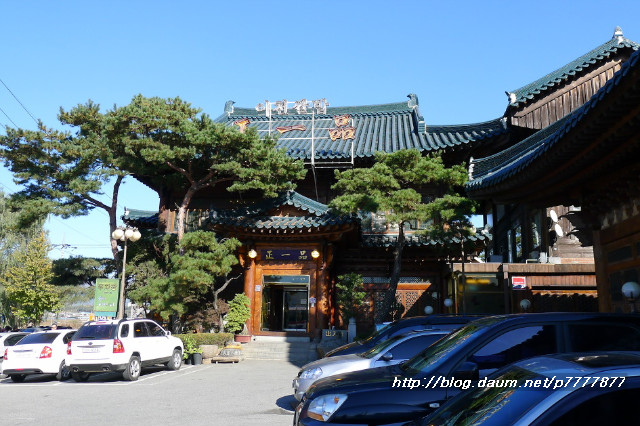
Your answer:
[622,281,640,313]
[112,226,141,319]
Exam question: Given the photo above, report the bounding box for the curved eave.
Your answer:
[508,36,639,108]
[467,48,640,202]
[361,233,491,248]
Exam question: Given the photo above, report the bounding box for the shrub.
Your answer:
[226,293,251,334]
[176,333,233,347]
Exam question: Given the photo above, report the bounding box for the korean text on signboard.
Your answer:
[94,278,119,318]
[261,249,314,261]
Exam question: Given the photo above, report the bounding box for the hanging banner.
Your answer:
[94,278,119,318]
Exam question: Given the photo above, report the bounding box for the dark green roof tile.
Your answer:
[215,96,507,160]
[468,47,640,193]
[508,27,639,107]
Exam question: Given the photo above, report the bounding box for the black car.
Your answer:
[324,315,482,357]
[412,352,640,426]
[295,313,640,426]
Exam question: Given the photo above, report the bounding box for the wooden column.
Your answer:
[242,254,256,334]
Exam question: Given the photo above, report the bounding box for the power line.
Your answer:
[0,105,18,128]
[0,76,39,126]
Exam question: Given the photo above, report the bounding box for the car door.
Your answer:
[145,321,170,361]
[373,334,446,367]
[132,321,152,362]
[465,324,559,378]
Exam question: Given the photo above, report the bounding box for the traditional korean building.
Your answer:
[125,27,639,337]
[467,29,640,313]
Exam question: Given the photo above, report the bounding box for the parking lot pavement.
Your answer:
[0,360,301,426]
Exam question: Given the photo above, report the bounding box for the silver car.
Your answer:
[293,330,449,400]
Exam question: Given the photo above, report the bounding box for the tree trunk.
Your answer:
[176,185,199,244]
[109,175,124,261]
[374,224,406,323]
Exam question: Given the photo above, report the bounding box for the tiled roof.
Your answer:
[215,95,507,160]
[362,232,491,248]
[209,191,356,231]
[467,47,640,193]
[123,208,159,228]
[507,27,639,107]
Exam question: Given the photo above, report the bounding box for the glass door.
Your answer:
[283,287,308,331]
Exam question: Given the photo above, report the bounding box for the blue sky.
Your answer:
[1,0,640,259]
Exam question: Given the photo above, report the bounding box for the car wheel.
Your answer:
[122,355,141,381]
[9,374,26,383]
[166,349,182,371]
[71,371,91,382]
[56,361,71,381]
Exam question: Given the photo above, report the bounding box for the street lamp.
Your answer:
[112,225,141,319]
[622,281,640,313]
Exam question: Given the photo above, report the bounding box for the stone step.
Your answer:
[240,340,319,364]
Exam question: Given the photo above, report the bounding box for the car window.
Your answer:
[62,331,75,344]
[4,334,26,346]
[469,325,557,376]
[17,333,58,345]
[75,324,117,340]
[146,322,165,337]
[545,388,640,426]
[567,324,640,351]
[120,324,129,338]
[134,322,149,337]
[387,334,446,359]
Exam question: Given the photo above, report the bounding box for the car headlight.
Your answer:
[307,394,348,422]
[300,367,323,380]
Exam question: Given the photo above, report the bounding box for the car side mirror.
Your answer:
[165,331,171,336]
[453,361,479,381]
[381,353,394,362]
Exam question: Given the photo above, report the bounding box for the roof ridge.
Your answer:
[507,27,639,107]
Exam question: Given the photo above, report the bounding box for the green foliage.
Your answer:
[51,256,116,286]
[179,334,203,358]
[225,293,251,334]
[129,231,240,321]
[101,95,306,241]
[175,332,233,347]
[1,233,61,325]
[336,273,367,323]
[330,149,477,322]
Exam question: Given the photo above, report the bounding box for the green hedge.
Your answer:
[175,333,233,347]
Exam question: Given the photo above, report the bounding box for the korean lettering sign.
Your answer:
[94,278,119,317]
[261,249,313,260]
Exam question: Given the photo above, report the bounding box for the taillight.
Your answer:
[39,346,52,358]
[67,341,72,355]
[3,349,7,361]
[113,339,125,353]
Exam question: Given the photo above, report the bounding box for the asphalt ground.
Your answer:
[0,360,301,426]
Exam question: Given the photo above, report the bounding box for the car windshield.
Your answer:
[17,333,59,345]
[401,317,503,375]
[74,324,117,340]
[361,322,395,344]
[424,367,551,426]
[361,333,407,359]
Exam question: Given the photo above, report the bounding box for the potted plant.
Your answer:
[181,334,203,365]
[226,293,251,343]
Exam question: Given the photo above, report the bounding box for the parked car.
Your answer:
[66,318,184,382]
[294,330,450,400]
[295,313,640,426]
[412,351,640,426]
[0,332,29,370]
[1,329,76,382]
[324,315,481,357]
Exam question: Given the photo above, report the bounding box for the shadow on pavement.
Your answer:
[276,394,298,412]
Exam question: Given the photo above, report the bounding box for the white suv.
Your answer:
[66,318,183,381]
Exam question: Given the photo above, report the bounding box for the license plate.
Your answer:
[82,348,99,353]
